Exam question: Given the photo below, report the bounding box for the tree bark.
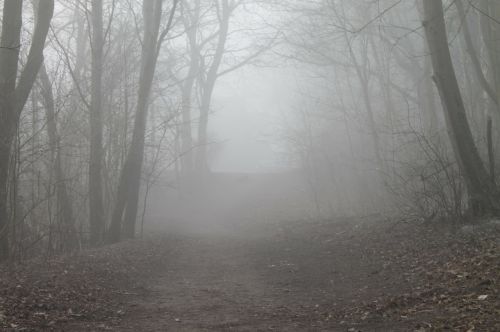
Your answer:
[89,0,105,245]
[108,0,178,242]
[479,1,500,101]
[422,0,498,215]
[0,0,54,260]
[455,0,497,186]
[456,0,499,110]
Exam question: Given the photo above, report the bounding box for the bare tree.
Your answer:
[38,63,77,251]
[422,0,498,215]
[0,0,54,260]
[177,0,275,176]
[194,0,233,174]
[108,0,179,242]
[179,0,201,176]
[89,0,105,245]
[455,0,498,184]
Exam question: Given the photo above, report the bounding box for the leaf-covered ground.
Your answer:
[0,217,498,331]
[0,237,177,331]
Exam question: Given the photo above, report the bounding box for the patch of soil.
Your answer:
[0,218,498,331]
[254,217,499,331]
[0,236,178,331]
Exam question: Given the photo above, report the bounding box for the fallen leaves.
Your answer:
[330,220,500,331]
[0,219,498,331]
[263,217,499,331]
[0,236,176,330]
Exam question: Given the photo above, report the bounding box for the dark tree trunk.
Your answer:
[422,0,499,215]
[0,1,22,260]
[0,0,54,260]
[108,0,178,242]
[455,0,497,186]
[89,0,105,245]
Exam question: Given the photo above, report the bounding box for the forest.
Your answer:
[0,0,498,330]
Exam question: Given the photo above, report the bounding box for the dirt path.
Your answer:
[72,219,421,331]
[106,235,323,331]
[3,218,498,331]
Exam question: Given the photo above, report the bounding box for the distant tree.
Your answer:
[178,0,201,176]
[194,0,233,174]
[38,63,77,251]
[89,0,105,245]
[108,0,179,242]
[177,0,275,177]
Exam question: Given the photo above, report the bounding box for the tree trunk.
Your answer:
[422,0,498,215]
[108,0,177,242]
[38,64,77,251]
[195,0,231,175]
[195,82,216,174]
[455,0,497,186]
[179,0,201,176]
[347,40,386,176]
[0,1,22,260]
[89,0,105,245]
[0,0,54,260]
[180,72,195,175]
[479,1,500,101]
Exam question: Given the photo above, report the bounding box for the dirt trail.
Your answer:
[6,217,497,331]
[105,235,323,331]
[71,219,421,332]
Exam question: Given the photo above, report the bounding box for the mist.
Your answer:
[0,0,498,331]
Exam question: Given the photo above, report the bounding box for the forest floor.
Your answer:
[0,216,498,331]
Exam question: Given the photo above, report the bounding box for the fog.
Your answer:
[0,0,499,330]
[210,67,294,173]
